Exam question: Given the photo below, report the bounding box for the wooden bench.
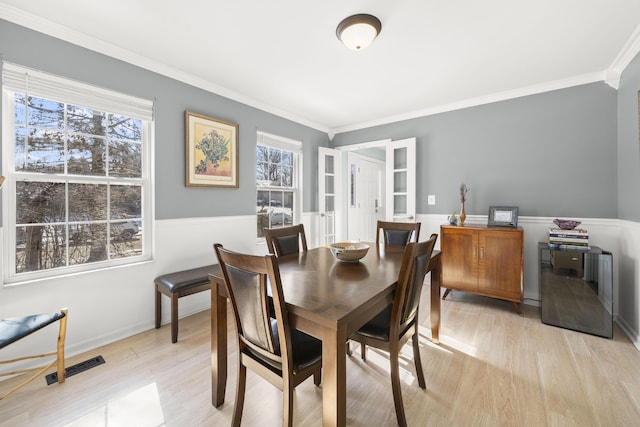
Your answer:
[154,265,218,343]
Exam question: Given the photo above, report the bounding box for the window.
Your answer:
[2,62,153,284]
[256,131,302,238]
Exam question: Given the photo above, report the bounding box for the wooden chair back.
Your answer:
[376,220,421,246]
[264,224,308,257]
[214,244,290,366]
[393,234,438,332]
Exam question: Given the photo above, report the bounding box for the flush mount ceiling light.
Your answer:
[336,14,382,51]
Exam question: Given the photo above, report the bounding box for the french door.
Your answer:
[386,137,416,222]
[319,137,416,244]
[318,147,342,245]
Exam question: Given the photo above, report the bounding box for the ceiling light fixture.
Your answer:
[336,14,382,51]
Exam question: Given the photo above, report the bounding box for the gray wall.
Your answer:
[618,52,640,221]
[0,19,329,219]
[0,19,625,221]
[332,83,618,219]
[616,51,640,338]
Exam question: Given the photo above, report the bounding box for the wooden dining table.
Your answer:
[209,243,442,427]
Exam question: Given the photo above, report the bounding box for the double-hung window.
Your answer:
[2,63,153,284]
[256,131,302,238]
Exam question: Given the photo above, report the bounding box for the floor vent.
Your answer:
[45,355,106,385]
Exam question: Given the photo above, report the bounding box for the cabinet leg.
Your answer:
[442,288,451,300]
[511,301,523,316]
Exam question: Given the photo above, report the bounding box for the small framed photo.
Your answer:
[185,111,239,188]
[488,206,519,228]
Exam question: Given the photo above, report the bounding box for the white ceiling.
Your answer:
[2,1,640,135]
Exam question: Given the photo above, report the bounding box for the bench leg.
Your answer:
[57,308,68,384]
[155,288,162,329]
[171,293,179,343]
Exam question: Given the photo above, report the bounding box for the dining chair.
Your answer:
[264,224,308,257]
[349,233,438,427]
[213,243,322,427]
[0,308,68,400]
[376,220,421,246]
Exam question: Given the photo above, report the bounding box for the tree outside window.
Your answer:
[12,94,144,274]
[256,136,300,238]
[3,63,152,282]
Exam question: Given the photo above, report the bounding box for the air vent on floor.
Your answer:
[45,355,105,385]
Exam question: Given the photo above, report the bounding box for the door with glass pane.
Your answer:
[318,147,342,245]
[347,152,384,242]
[385,138,416,222]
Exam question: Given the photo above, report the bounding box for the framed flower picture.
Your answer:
[185,111,239,188]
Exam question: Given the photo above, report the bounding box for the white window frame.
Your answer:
[1,62,154,285]
[256,131,303,240]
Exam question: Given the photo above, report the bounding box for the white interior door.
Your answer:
[318,147,342,245]
[386,138,416,222]
[347,152,384,242]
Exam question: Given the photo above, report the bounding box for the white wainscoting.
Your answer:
[615,220,640,350]
[0,215,261,363]
[1,212,637,365]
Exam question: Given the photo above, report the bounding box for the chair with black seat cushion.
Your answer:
[214,244,322,427]
[0,308,68,400]
[376,220,421,247]
[263,224,308,257]
[349,234,437,427]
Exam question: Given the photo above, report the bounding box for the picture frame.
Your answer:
[487,206,519,228]
[185,111,239,188]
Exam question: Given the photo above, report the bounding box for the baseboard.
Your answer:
[616,316,640,351]
[523,297,541,307]
[67,300,211,360]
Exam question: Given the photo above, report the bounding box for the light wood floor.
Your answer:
[1,288,640,427]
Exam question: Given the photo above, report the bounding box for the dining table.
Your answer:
[209,243,442,427]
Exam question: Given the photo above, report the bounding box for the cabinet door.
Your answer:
[441,227,479,292]
[478,229,523,301]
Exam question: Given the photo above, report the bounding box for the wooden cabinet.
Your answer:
[440,224,524,313]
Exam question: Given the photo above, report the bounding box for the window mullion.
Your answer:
[64,180,70,268]
[63,101,70,268]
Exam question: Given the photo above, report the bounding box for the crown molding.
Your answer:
[4,3,637,139]
[0,3,330,135]
[606,23,640,89]
[331,72,605,135]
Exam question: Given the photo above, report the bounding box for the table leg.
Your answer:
[321,326,347,427]
[211,280,227,407]
[429,255,442,344]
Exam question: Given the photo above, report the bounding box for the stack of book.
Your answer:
[548,227,590,250]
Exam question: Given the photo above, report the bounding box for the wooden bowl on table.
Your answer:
[329,242,369,263]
